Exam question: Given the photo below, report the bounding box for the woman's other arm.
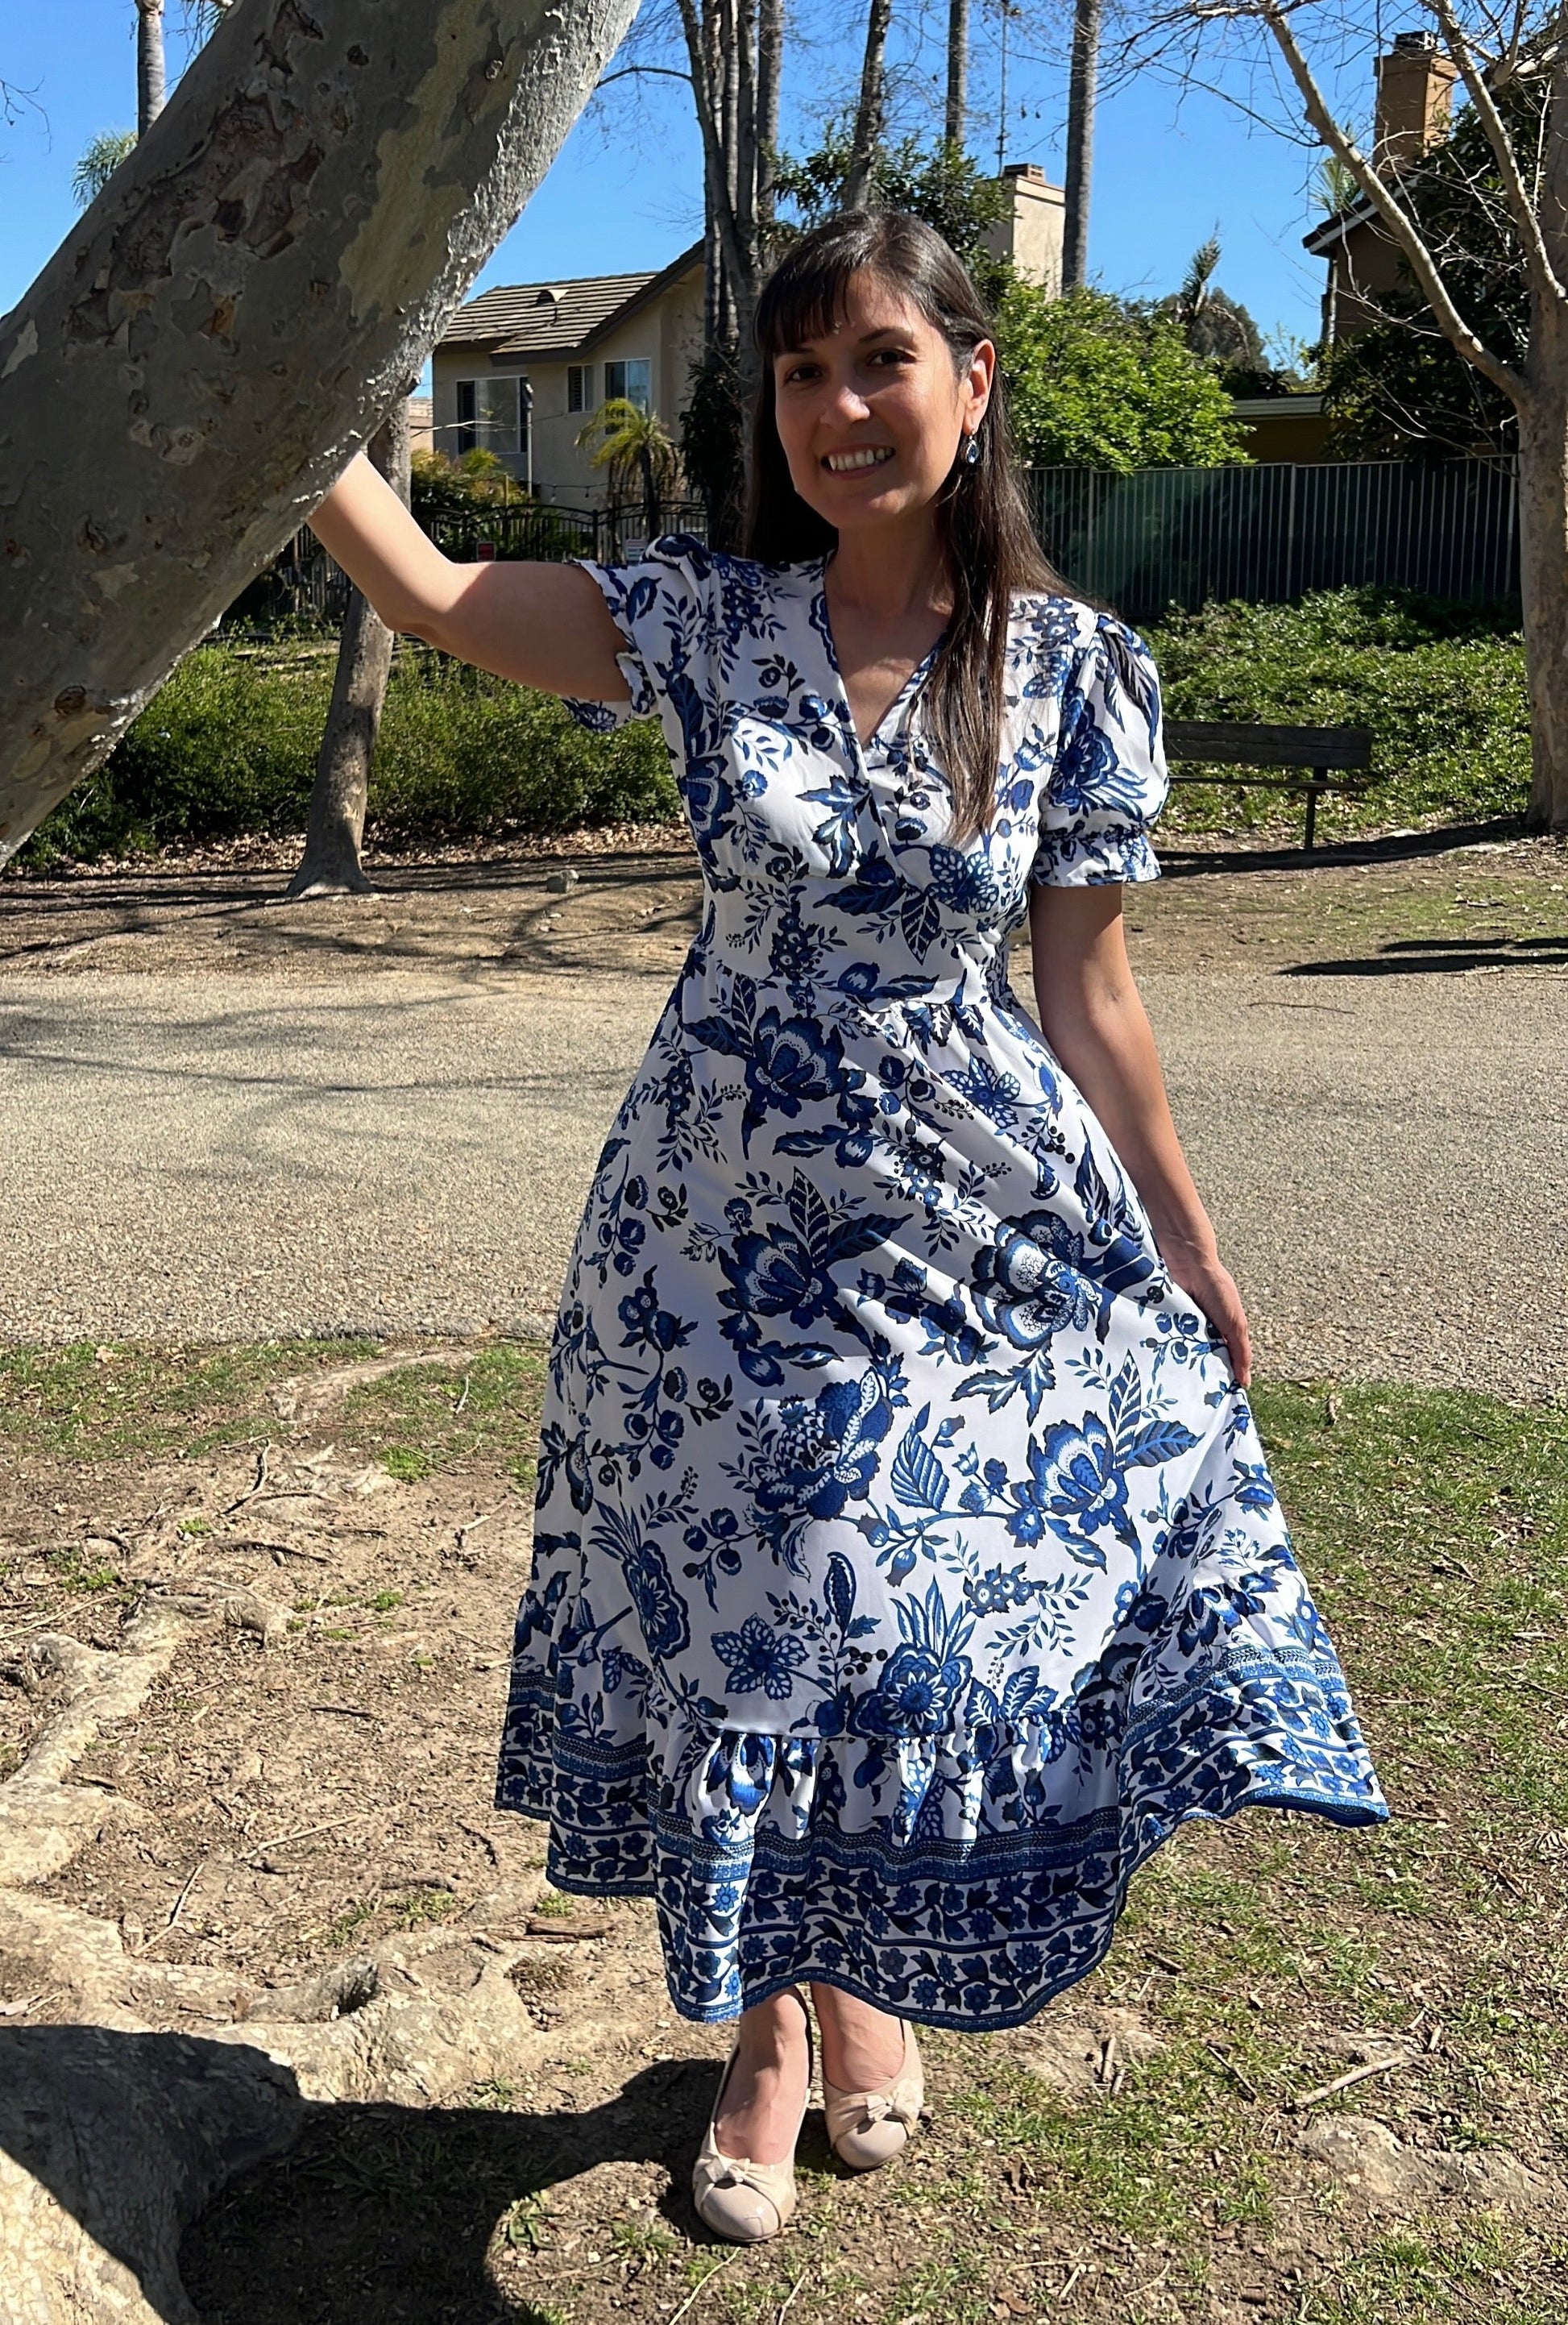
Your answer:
[1027,882,1253,1387]
[307,451,631,700]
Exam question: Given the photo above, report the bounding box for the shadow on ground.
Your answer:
[0,2023,738,2325]
[1282,932,1568,978]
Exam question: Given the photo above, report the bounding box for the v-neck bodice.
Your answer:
[562,531,1168,1022]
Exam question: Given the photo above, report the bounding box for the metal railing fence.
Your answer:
[231,500,711,628]
[1023,458,1520,625]
[233,466,1521,634]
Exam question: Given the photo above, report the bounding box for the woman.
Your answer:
[309,210,1388,2245]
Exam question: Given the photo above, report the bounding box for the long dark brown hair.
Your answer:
[746,210,1069,845]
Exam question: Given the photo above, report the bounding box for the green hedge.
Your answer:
[19,643,677,870]
[1144,587,1531,841]
[15,587,1530,869]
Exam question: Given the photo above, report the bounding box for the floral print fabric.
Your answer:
[496,536,1388,2028]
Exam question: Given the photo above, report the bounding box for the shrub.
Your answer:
[997,285,1250,473]
[16,642,677,869]
[1144,587,1530,840]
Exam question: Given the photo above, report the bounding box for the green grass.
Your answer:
[0,1339,378,1462]
[1146,587,1531,845]
[0,1338,546,1478]
[338,1345,547,1480]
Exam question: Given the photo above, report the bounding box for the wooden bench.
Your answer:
[1162,720,1375,851]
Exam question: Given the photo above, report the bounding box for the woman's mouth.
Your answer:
[823,446,895,474]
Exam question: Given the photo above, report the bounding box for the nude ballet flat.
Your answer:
[822,2018,923,2171]
[691,1988,813,2244]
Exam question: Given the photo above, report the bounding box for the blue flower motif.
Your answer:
[622,1539,691,1661]
[854,1643,973,1737]
[971,1214,1097,1351]
[712,1614,807,1700]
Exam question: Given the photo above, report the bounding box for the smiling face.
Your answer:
[768,269,994,542]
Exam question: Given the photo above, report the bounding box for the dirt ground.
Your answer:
[2,817,1564,989]
[4,1360,1567,2323]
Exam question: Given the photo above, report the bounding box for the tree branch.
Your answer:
[1424,0,1564,305]
[1257,0,1526,406]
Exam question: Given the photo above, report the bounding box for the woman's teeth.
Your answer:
[825,446,894,473]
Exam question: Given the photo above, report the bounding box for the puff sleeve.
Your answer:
[1029,609,1170,888]
[558,533,715,735]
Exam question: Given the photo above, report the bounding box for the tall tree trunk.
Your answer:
[1062,0,1101,290]
[756,0,782,236]
[286,401,409,898]
[135,0,168,136]
[0,0,642,866]
[842,0,893,210]
[944,0,968,149]
[1516,377,1568,830]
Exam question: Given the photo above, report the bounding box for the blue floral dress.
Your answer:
[496,534,1388,2030]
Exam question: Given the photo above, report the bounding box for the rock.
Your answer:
[545,867,578,893]
[1298,2114,1559,2213]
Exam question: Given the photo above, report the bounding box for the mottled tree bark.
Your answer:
[0,0,642,867]
[285,401,410,898]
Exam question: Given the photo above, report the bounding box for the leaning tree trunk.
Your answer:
[0,0,642,870]
[286,401,410,897]
[1516,363,1568,831]
[1062,0,1101,291]
[135,0,168,135]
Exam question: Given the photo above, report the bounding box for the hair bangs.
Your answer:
[753,220,881,364]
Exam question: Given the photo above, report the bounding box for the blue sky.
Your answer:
[2,2,1354,359]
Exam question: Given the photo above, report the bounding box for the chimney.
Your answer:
[981,164,1066,298]
[1374,31,1457,170]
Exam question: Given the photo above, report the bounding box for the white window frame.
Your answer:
[566,363,593,413]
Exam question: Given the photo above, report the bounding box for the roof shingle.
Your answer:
[440,244,703,359]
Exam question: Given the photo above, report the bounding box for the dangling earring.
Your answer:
[963,430,982,467]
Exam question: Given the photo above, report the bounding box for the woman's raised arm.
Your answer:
[306,450,632,702]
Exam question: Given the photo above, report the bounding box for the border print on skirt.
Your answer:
[496,1631,1389,2031]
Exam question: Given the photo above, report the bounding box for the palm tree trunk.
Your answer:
[1062,0,1101,290]
[285,401,410,898]
[136,0,167,135]
[945,0,969,149]
[842,0,893,210]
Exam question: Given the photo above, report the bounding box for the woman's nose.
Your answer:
[819,372,873,426]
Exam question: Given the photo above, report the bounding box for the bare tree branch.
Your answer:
[1256,0,1528,404]
[1423,0,1564,301]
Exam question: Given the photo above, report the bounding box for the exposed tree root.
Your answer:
[0,1593,604,2322]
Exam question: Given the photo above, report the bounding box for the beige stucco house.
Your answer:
[432,243,705,509]
[430,168,1070,509]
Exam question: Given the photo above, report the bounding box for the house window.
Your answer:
[604,357,652,413]
[566,363,592,413]
[453,376,521,455]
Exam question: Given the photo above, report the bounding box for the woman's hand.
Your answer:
[1160,1239,1253,1389]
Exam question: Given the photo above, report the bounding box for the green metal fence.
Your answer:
[1024,459,1520,625]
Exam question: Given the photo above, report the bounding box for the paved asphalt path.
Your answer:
[2,961,1563,1396]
